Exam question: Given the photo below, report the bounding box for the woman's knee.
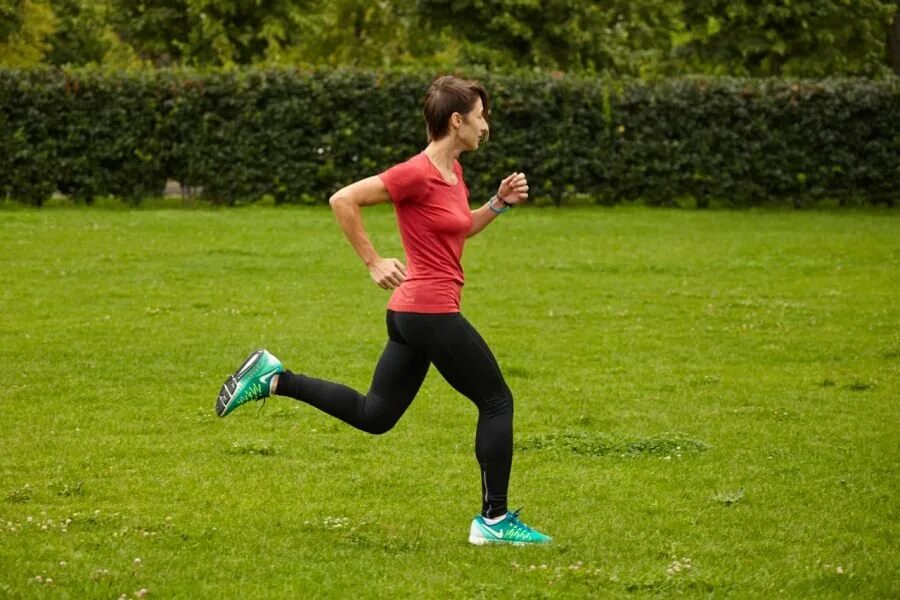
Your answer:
[358,397,403,435]
[361,416,397,435]
[480,388,513,418]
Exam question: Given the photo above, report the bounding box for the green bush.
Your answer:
[1,68,897,207]
[0,69,168,205]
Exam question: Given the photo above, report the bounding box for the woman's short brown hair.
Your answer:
[423,75,490,142]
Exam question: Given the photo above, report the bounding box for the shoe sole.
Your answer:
[468,534,532,546]
[216,350,264,417]
[468,522,551,546]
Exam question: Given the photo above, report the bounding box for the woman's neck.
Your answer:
[424,138,461,173]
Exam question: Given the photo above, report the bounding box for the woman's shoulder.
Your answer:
[402,151,429,167]
[380,152,430,204]
[386,152,428,176]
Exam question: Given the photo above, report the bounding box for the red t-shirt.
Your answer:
[378,152,473,313]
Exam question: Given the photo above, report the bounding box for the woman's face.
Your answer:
[456,98,489,150]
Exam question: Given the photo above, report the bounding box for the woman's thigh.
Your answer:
[393,312,509,404]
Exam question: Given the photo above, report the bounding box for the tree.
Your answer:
[678,0,897,77]
[415,0,680,75]
[888,0,900,74]
[264,0,454,69]
[44,0,112,65]
[1,0,25,40]
[5,0,897,76]
[0,0,57,67]
[105,0,313,66]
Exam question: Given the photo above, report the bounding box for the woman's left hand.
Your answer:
[497,172,529,206]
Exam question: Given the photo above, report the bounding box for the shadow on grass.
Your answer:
[515,432,709,458]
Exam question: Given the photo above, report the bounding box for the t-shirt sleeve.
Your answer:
[379,159,422,205]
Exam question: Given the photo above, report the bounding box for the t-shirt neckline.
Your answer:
[421,152,459,187]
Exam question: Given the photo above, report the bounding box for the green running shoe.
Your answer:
[468,509,552,546]
[215,349,284,417]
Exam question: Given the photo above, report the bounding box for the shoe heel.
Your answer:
[468,521,490,545]
[235,351,263,378]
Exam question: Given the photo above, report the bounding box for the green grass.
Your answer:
[0,205,897,598]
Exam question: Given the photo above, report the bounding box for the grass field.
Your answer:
[0,205,897,598]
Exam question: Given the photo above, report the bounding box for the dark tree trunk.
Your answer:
[889,1,900,75]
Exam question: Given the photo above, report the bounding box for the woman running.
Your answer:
[215,75,551,545]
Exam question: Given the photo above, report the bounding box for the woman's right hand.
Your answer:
[368,257,407,290]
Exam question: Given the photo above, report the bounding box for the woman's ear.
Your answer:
[450,112,463,129]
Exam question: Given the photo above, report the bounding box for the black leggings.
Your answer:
[275,310,513,518]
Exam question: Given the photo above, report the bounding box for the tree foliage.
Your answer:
[0,0,897,76]
[0,0,57,67]
[105,0,315,66]
[416,0,680,75]
[263,1,458,69]
[679,0,897,77]
[887,0,900,74]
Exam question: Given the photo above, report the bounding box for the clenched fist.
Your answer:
[368,257,407,290]
[497,172,529,206]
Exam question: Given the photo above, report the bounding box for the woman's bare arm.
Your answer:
[329,176,406,290]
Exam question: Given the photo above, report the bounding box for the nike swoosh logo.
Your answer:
[482,525,504,539]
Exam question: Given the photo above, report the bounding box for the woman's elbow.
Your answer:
[329,192,356,214]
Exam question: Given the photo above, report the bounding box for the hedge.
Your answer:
[1,68,898,207]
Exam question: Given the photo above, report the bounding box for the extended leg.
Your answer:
[275,338,429,435]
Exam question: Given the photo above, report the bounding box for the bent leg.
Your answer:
[276,339,429,435]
